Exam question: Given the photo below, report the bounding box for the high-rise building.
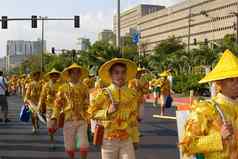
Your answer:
[113,4,165,36]
[98,29,115,43]
[6,39,46,71]
[7,39,46,56]
[0,57,6,72]
[78,38,90,51]
[114,0,238,53]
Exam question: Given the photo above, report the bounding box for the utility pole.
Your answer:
[40,16,46,72]
[187,7,192,53]
[117,0,121,56]
[230,12,238,44]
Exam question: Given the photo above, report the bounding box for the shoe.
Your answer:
[32,127,37,134]
[0,119,3,122]
[4,119,11,123]
[49,143,56,151]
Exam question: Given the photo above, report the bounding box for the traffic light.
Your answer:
[74,16,80,28]
[193,38,197,45]
[204,38,208,45]
[72,49,76,62]
[31,15,37,28]
[2,16,8,29]
[51,47,55,54]
[233,22,237,31]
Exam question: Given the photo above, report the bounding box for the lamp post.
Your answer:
[39,16,47,72]
[230,12,238,44]
[116,0,121,56]
[188,7,192,53]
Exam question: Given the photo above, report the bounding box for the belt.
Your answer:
[105,130,129,141]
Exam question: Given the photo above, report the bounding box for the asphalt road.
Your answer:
[0,95,179,159]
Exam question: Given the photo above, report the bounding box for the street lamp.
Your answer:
[229,12,238,44]
[39,16,47,72]
[116,0,121,56]
[187,8,196,53]
[200,10,219,49]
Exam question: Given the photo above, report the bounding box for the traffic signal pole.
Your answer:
[41,17,45,72]
[0,16,79,72]
[117,0,121,57]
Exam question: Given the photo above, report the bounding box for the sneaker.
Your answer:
[0,119,3,122]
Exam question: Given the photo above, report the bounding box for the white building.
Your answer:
[98,30,114,43]
[6,39,46,71]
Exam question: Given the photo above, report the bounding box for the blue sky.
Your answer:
[0,0,184,57]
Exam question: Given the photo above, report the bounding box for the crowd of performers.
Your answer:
[4,58,173,159]
[3,49,238,159]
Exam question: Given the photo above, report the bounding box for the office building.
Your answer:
[78,38,90,51]
[98,29,115,43]
[114,0,238,53]
[6,39,46,71]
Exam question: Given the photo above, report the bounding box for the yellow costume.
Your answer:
[128,78,149,102]
[83,76,96,89]
[89,58,138,159]
[129,68,150,120]
[24,79,42,106]
[153,76,171,96]
[24,71,43,134]
[52,82,89,122]
[180,50,238,159]
[51,63,89,158]
[181,94,238,158]
[38,69,61,123]
[88,84,140,143]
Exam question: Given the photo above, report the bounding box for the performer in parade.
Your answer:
[150,74,160,107]
[129,67,150,121]
[180,50,238,159]
[24,71,43,134]
[150,71,172,115]
[0,70,10,123]
[38,68,61,149]
[88,58,140,159]
[51,63,90,159]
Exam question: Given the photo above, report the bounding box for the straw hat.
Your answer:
[45,68,61,78]
[62,63,88,81]
[98,58,137,84]
[30,71,41,77]
[137,67,149,74]
[199,49,238,83]
[160,71,169,77]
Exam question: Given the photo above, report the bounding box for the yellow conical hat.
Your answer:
[199,49,238,83]
[45,68,61,78]
[98,58,137,84]
[137,67,149,74]
[62,63,88,81]
[160,71,169,77]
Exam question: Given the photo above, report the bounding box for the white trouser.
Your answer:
[63,120,89,151]
[101,139,135,159]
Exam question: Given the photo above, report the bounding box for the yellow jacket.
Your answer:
[180,93,238,159]
[128,78,149,97]
[88,84,140,143]
[52,82,89,121]
[24,80,43,105]
[150,78,170,96]
[38,80,61,112]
